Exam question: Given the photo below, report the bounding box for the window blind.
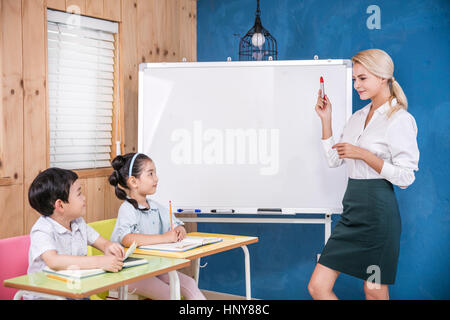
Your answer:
[47,9,118,170]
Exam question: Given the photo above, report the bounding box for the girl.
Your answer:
[109,152,206,300]
[308,49,419,300]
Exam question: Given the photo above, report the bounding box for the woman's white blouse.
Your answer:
[321,99,420,189]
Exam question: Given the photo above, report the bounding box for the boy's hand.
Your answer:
[97,255,123,272]
[174,226,187,241]
[104,242,125,260]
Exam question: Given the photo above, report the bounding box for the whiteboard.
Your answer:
[138,60,352,214]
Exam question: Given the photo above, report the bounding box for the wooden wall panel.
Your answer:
[84,176,122,222]
[0,0,23,183]
[179,0,197,62]
[169,0,182,62]
[157,0,180,62]
[0,185,24,238]
[121,0,138,154]
[137,0,181,63]
[86,0,103,17]
[0,80,23,184]
[104,179,123,219]
[136,0,154,62]
[104,0,121,21]
[0,0,24,238]
[46,0,65,11]
[23,0,48,233]
[86,176,106,222]
[80,175,122,222]
[79,177,89,219]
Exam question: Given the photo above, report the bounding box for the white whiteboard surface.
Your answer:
[138,60,352,214]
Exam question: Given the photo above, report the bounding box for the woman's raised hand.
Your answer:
[315,89,332,121]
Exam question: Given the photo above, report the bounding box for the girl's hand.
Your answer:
[174,226,187,241]
[332,143,367,160]
[315,89,332,120]
[97,255,123,272]
[163,230,178,243]
[104,242,124,260]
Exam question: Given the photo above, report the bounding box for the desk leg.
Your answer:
[14,290,25,300]
[241,245,251,300]
[118,285,128,300]
[193,258,200,285]
[13,290,66,300]
[168,270,181,300]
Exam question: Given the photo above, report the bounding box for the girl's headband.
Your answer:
[128,153,140,178]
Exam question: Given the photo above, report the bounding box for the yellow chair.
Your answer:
[87,218,117,300]
[87,218,185,300]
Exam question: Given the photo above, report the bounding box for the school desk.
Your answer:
[3,255,190,300]
[133,232,259,300]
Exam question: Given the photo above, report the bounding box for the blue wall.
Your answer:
[196,0,450,299]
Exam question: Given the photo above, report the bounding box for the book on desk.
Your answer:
[139,236,223,253]
[43,242,148,280]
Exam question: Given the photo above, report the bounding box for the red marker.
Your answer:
[320,76,325,99]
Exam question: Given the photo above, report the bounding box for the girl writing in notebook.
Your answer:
[109,153,206,300]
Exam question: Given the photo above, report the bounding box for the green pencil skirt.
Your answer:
[318,178,402,285]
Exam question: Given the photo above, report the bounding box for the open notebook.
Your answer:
[139,236,223,253]
[43,242,148,279]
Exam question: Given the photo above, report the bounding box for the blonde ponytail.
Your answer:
[352,49,408,118]
[387,77,408,118]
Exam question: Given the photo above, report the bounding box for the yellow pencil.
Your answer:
[169,200,173,231]
[46,274,71,283]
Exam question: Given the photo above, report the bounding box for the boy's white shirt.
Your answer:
[28,216,100,275]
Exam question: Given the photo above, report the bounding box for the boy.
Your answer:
[26,168,124,299]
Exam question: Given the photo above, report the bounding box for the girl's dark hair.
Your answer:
[109,153,152,210]
[28,168,79,216]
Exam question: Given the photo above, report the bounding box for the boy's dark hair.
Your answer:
[28,168,78,217]
[109,153,152,210]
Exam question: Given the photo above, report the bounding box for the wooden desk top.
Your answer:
[3,256,190,299]
[133,232,259,260]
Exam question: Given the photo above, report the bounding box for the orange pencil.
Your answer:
[169,200,173,231]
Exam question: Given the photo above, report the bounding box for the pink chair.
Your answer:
[0,235,30,300]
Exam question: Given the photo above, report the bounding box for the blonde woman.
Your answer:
[308,49,420,300]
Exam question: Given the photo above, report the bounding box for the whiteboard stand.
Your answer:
[178,210,338,281]
[178,212,335,245]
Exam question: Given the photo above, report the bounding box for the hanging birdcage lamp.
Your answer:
[239,0,278,61]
